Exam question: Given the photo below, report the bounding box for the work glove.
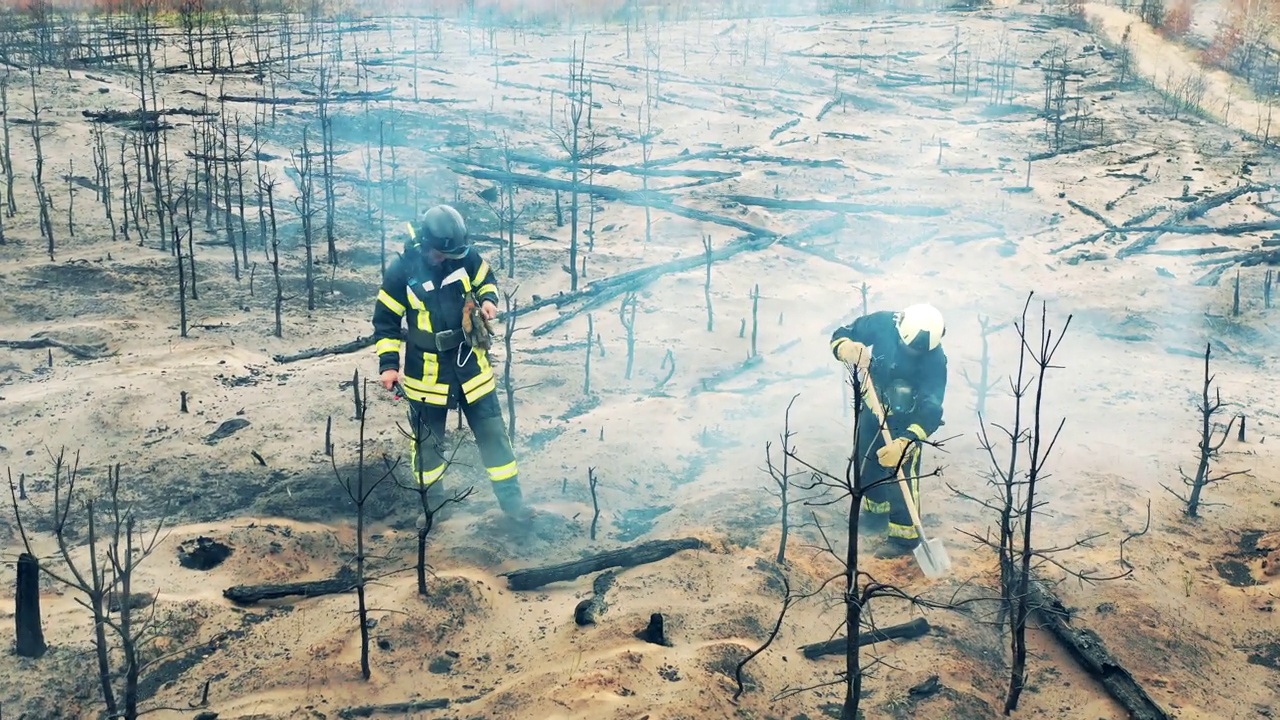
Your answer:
[876,437,913,469]
[836,340,872,372]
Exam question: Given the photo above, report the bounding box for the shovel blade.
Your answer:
[913,538,952,579]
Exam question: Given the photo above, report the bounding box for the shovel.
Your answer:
[859,371,952,579]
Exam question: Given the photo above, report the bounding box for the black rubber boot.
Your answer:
[491,478,534,527]
[874,536,920,559]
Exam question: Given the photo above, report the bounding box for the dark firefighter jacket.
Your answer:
[830,310,947,442]
[372,246,500,407]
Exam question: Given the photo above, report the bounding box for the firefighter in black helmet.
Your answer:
[372,204,533,527]
[830,303,948,558]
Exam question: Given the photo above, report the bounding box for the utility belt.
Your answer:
[407,326,465,353]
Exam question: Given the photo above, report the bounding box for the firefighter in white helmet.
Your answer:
[830,303,948,558]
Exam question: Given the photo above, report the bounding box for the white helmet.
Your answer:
[896,303,945,352]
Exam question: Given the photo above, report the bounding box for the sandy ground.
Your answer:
[0,3,1278,720]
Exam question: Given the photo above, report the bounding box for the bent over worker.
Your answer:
[830,303,948,558]
[372,204,533,527]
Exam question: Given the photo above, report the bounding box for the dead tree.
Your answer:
[960,315,1003,417]
[8,451,168,720]
[14,550,46,657]
[292,127,318,311]
[552,39,603,293]
[1,70,15,218]
[173,178,190,337]
[394,395,473,596]
[1162,343,1248,517]
[218,109,240,280]
[498,134,524,278]
[588,467,601,541]
[332,374,398,679]
[318,64,338,265]
[27,70,54,259]
[702,234,714,330]
[764,393,800,564]
[619,292,638,380]
[953,292,1142,714]
[262,174,284,338]
[502,287,520,440]
[739,371,954,720]
[231,116,251,268]
[584,313,594,395]
[749,284,760,358]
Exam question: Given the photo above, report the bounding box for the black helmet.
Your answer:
[412,205,469,258]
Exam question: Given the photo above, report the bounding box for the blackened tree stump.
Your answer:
[16,553,47,658]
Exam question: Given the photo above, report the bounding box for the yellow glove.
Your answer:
[876,437,912,469]
[836,340,872,371]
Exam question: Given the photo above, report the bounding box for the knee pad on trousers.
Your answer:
[471,414,510,445]
[465,392,503,422]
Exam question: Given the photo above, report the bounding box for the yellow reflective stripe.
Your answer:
[401,385,449,405]
[401,367,450,405]
[461,366,494,394]
[477,283,497,298]
[405,286,432,331]
[471,260,490,288]
[464,376,497,404]
[378,289,407,316]
[405,222,416,239]
[888,522,919,540]
[418,464,445,486]
[862,497,891,514]
[487,461,518,482]
[375,338,402,355]
[907,423,927,440]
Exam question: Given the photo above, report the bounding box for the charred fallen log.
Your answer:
[1028,579,1172,720]
[723,194,948,218]
[0,335,111,359]
[798,617,931,660]
[1114,184,1268,258]
[502,537,706,591]
[224,567,357,605]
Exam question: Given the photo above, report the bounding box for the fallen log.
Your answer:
[1067,199,1114,228]
[503,150,738,180]
[224,567,357,604]
[799,617,931,660]
[0,336,112,360]
[723,194,948,218]
[337,699,450,718]
[1028,579,1173,720]
[1099,219,1280,236]
[272,333,398,364]
[502,537,706,591]
[449,164,776,237]
[1115,184,1268,259]
[528,218,843,337]
[574,570,618,626]
[1051,206,1165,254]
[1027,140,1122,162]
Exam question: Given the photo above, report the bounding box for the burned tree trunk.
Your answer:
[15,553,47,658]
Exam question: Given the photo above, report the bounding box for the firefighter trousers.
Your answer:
[406,387,518,492]
[855,409,922,541]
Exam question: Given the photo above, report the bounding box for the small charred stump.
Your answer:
[638,612,671,646]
